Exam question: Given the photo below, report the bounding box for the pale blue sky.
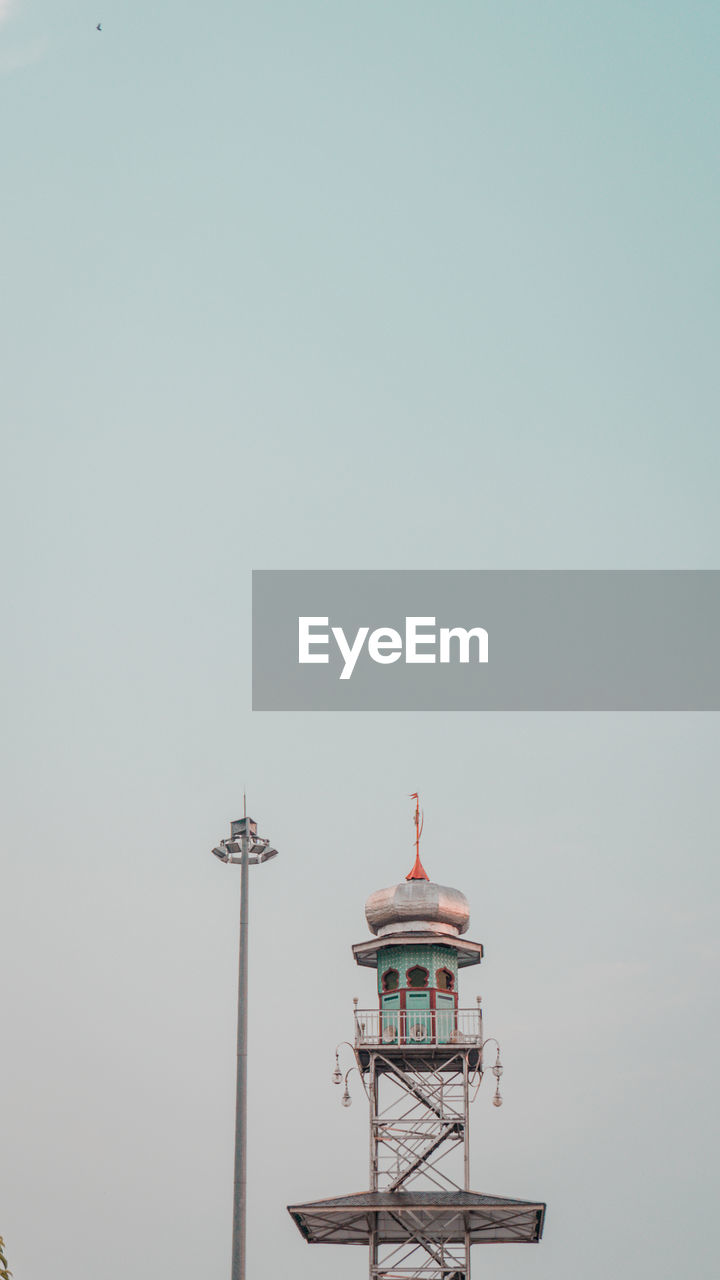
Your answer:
[1,4,719,1279]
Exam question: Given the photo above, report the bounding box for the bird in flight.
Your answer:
[96,22,102,31]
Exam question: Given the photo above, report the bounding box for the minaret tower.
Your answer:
[288,798,546,1279]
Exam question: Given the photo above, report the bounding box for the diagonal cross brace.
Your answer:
[382,1062,446,1119]
[386,1123,463,1190]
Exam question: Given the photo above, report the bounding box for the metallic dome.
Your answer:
[365,880,470,938]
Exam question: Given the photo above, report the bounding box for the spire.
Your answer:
[406,850,429,880]
[406,792,429,880]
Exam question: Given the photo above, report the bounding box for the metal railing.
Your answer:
[354,1007,483,1048]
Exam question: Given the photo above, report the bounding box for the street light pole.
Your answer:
[211,803,279,1280]
[232,808,249,1280]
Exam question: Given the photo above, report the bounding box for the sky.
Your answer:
[1,3,719,1279]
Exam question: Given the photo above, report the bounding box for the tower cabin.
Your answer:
[352,844,484,1069]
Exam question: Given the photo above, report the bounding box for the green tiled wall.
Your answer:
[377,943,459,993]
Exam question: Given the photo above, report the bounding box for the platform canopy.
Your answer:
[352,933,484,969]
[287,1190,545,1246]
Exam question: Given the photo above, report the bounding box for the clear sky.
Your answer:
[1,3,719,1279]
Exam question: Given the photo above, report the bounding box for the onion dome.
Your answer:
[365,877,470,938]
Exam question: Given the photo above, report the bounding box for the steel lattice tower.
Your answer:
[289,803,546,1278]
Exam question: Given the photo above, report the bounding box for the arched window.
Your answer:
[436,968,455,992]
[382,968,399,992]
[407,965,429,989]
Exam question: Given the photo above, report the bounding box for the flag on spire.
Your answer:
[406,793,429,880]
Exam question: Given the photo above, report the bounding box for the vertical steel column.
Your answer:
[369,1056,378,1189]
[463,1054,470,1190]
[231,822,249,1280]
[369,1054,377,1279]
[464,1053,471,1278]
[369,1221,377,1280]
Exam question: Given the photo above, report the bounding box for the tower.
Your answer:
[288,801,546,1279]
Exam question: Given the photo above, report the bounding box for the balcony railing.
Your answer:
[354,1007,483,1049]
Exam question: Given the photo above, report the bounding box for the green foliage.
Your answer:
[0,1234,12,1280]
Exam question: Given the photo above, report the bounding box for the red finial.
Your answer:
[406,793,429,880]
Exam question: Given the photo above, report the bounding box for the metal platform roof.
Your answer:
[352,933,484,969]
[287,1190,546,1246]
